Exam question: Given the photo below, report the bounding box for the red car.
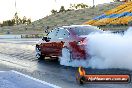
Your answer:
[35,25,103,62]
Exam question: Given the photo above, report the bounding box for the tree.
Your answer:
[2,20,14,26]
[51,6,72,14]
[27,18,31,24]
[7,20,13,26]
[59,6,66,13]
[1,13,31,26]
[14,12,19,25]
[70,3,88,10]
[51,9,57,14]
[11,19,15,25]
[18,18,22,24]
[0,23,2,27]
[22,16,27,24]
[80,3,88,9]
[70,4,77,10]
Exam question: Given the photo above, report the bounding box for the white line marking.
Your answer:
[11,70,61,88]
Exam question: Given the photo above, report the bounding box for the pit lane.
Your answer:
[0,38,131,88]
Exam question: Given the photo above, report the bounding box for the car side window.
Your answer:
[57,28,70,39]
[76,27,92,34]
[74,27,101,36]
[47,28,58,39]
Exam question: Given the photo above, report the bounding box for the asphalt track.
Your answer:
[0,39,131,88]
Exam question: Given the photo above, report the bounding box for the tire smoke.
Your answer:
[60,27,132,70]
[86,27,132,70]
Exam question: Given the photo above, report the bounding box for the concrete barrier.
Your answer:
[0,35,22,39]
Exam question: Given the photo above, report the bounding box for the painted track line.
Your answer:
[11,70,61,88]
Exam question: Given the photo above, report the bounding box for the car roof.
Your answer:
[56,25,103,33]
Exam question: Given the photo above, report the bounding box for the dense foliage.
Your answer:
[51,3,88,14]
[0,12,31,27]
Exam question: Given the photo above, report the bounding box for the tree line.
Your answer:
[51,3,88,14]
[0,12,31,27]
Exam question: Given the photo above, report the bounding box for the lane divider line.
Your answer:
[11,70,61,88]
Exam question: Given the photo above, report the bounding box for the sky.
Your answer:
[0,0,113,22]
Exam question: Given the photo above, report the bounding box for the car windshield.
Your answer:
[71,26,103,36]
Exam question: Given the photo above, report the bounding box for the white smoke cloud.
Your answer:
[86,27,132,70]
[60,27,132,70]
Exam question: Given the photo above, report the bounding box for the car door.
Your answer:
[54,28,70,55]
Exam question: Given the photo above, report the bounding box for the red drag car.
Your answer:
[35,25,103,61]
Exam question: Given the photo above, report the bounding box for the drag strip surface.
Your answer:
[0,39,131,88]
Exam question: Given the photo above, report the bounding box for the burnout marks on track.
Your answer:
[0,43,38,68]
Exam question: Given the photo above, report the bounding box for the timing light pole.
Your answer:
[15,0,17,11]
[93,0,95,7]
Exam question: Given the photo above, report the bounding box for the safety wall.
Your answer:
[0,35,22,39]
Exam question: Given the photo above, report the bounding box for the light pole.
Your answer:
[93,0,95,7]
[15,0,17,12]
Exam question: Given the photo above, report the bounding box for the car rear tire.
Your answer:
[35,45,44,60]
